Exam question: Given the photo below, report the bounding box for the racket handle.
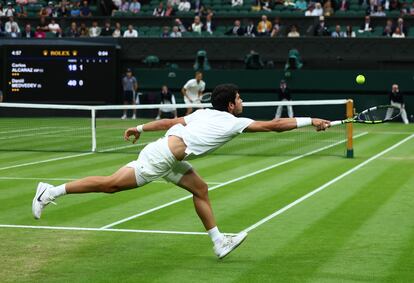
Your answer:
[330,120,343,126]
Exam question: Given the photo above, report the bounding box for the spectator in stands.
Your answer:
[359,15,373,32]
[112,22,122,37]
[383,19,394,36]
[287,25,300,37]
[112,0,122,10]
[295,0,307,11]
[118,0,130,12]
[55,28,64,37]
[270,17,283,37]
[323,0,334,16]
[121,68,138,120]
[389,0,401,10]
[5,17,20,33]
[395,17,408,35]
[67,22,80,37]
[37,16,49,32]
[260,0,273,11]
[57,0,70,17]
[22,23,35,38]
[48,18,60,33]
[338,0,349,11]
[257,15,272,36]
[15,3,27,18]
[153,2,166,16]
[70,1,81,17]
[400,2,410,14]
[331,25,346,37]
[34,26,46,38]
[170,25,182,37]
[0,4,4,17]
[275,80,294,118]
[178,0,191,11]
[165,3,174,16]
[304,3,314,15]
[161,26,170,37]
[371,5,386,16]
[129,0,141,13]
[409,2,414,15]
[168,0,180,7]
[4,2,15,17]
[345,25,356,37]
[39,2,54,17]
[155,85,178,120]
[0,90,3,102]
[383,25,393,36]
[79,22,89,37]
[191,15,203,33]
[174,18,187,33]
[226,19,245,36]
[313,3,323,15]
[314,16,330,36]
[8,25,20,37]
[80,0,92,17]
[123,24,138,37]
[392,26,405,37]
[245,20,258,37]
[101,21,113,36]
[232,0,243,7]
[192,0,204,15]
[203,13,215,34]
[89,21,101,37]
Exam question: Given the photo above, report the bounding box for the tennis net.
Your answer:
[0,99,354,157]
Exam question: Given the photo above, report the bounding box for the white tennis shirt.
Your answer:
[166,109,254,157]
[183,79,205,99]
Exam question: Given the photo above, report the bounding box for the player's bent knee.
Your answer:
[101,176,123,193]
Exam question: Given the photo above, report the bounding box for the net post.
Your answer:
[346,99,354,158]
[91,109,97,152]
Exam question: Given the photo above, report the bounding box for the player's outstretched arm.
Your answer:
[245,118,330,133]
[124,117,186,143]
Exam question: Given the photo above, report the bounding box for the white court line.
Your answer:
[0,176,222,185]
[0,127,87,140]
[242,133,414,234]
[100,132,368,229]
[0,142,149,172]
[0,224,239,236]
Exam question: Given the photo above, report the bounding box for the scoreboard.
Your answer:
[3,45,118,103]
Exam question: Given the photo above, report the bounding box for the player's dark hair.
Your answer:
[211,84,239,112]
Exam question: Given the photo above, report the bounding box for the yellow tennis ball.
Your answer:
[356,75,365,84]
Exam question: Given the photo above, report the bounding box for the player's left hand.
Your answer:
[312,118,331,131]
[124,127,141,143]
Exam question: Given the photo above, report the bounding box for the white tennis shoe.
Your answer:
[214,232,248,259]
[32,182,56,219]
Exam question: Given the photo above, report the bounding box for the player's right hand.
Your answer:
[312,118,331,131]
[124,127,141,143]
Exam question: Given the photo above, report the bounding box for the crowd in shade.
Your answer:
[0,0,411,38]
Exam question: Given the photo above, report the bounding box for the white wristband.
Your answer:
[296,117,312,128]
[136,125,144,133]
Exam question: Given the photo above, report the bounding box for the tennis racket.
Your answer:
[199,92,212,103]
[330,105,401,126]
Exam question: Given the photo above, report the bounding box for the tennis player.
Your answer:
[32,84,330,259]
[182,71,205,115]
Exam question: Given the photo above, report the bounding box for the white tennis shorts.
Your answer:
[126,137,192,187]
[184,94,201,104]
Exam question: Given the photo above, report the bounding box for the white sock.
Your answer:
[49,184,67,198]
[208,226,224,245]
